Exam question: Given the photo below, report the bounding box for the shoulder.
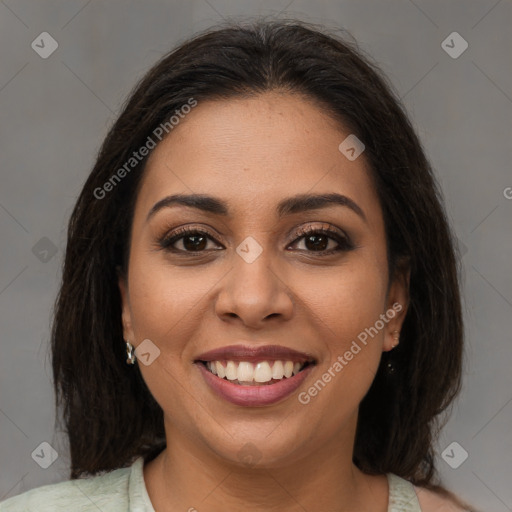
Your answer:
[413,485,473,512]
[0,466,132,512]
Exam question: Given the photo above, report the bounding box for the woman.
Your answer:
[0,19,474,511]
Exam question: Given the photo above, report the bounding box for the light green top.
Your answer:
[0,457,421,511]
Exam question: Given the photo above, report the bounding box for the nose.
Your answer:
[214,249,294,329]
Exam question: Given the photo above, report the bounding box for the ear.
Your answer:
[382,258,410,352]
[117,266,135,343]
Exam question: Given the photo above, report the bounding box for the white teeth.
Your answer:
[272,361,284,379]
[254,361,272,382]
[204,360,308,384]
[237,362,254,382]
[225,361,237,381]
[215,361,225,378]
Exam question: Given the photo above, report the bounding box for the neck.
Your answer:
[143,417,388,512]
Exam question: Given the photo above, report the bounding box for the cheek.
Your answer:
[297,257,387,404]
[298,266,387,428]
[125,257,208,416]
[126,252,210,348]
[300,259,388,342]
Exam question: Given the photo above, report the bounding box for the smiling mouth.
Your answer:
[197,359,315,386]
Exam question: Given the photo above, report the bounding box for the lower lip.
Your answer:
[196,362,314,407]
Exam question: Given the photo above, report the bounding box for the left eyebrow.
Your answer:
[146,192,367,224]
[276,193,367,223]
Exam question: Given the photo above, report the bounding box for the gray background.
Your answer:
[0,1,510,511]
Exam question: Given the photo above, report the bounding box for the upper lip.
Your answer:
[195,344,316,364]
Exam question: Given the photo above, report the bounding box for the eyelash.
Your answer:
[158,224,355,256]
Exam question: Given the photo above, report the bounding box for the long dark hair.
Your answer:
[51,19,463,489]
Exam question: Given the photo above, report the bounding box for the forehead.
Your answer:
[133,92,382,225]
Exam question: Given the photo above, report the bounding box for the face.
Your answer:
[119,91,409,469]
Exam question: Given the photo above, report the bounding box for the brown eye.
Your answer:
[159,225,354,256]
[289,227,354,254]
[180,233,208,251]
[300,233,332,251]
[159,228,222,252]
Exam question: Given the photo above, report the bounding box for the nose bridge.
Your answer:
[234,238,275,291]
[215,236,293,326]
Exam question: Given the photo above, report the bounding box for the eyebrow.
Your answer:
[146,192,367,224]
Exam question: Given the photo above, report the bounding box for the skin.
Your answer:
[118,91,412,512]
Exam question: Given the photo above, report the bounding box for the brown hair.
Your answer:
[51,19,464,493]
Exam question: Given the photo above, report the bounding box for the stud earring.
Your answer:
[391,330,400,349]
[125,340,136,365]
[385,361,396,375]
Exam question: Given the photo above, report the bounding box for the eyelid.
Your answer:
[291,222,347,240]
[158,223,222,242]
